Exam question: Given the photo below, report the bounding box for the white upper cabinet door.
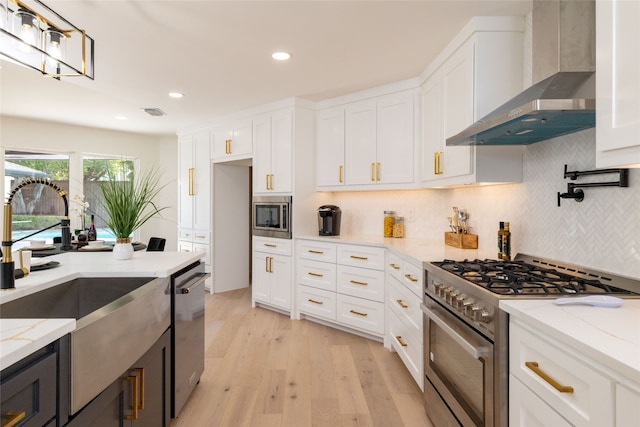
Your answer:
[376,91,415,184]
[316,106,346,187]
[421,71,444,182]
[178,135,194,229]
[192,131,211,230]
[596,0,640,168]
[344,99,377,185]
[270,109,293,193]
[211,118,253,160]
[252,113,272,193]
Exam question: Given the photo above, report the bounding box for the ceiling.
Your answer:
[0,0,532,137]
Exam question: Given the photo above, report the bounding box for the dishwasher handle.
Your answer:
[176,272,210,294]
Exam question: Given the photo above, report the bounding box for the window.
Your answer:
[4,150,70,243]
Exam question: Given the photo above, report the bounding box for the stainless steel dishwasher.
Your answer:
[172,261,210,418]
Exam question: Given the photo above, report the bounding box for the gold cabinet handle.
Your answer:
[349,280,368,286]
[525,362,574,393]
[226,139,232,154]
[349,309,368,317]
[308,272,323,277]
[350,255,368,260]
[339,165,343,183]
[396,336,408,347]
[134,368,145,410]
[269,257,273,273]
[308,299,323,305]
[389,263,400,270]
[376,162,381,181]
[265,174,269,190]
[404,274,418,282]
[126,375,139,420]
[371,163,376,181]
[308,250,324,254]
[264,243,277,248]
[269,174,273,190]
[188,168,195,195]
[2,411,26,427]
[265,257,270,273]
[396,299,408,309]
[433,151,438,175]
[195,234,207,239]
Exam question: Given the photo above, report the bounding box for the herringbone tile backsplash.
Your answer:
[329,129,640,279]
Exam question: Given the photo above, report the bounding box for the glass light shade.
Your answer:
[13,9,40,50]
[44,27,65,65]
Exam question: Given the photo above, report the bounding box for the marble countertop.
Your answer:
[0,250,204,370]
[501,299,640,385]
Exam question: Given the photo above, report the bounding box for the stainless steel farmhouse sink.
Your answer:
[0,276,171,414]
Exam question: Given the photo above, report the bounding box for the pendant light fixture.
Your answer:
[0,0,94,79]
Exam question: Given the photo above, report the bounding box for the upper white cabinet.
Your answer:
[253,108,293,194]
[178,130,211,231]
[211,118,253,161]
[316,89,416,190]
[596,0,640,168]
[421,18,525,187]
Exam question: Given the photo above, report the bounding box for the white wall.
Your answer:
[327,130,640,279]
[0,116,179,249]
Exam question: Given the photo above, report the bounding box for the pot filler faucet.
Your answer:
[1,178,72,289]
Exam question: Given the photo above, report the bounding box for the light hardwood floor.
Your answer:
[170,288,432,427]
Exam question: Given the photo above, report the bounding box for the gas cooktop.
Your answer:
[431,255,639,296]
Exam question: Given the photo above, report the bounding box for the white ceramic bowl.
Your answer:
[88,240,105,248]
[29,239,46,248]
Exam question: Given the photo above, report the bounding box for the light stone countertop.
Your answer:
[0,250,204,370]
[500,299,640,385]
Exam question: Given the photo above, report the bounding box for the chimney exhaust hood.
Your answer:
[447,0,595,146]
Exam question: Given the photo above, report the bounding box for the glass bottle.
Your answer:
[88,215,97,241]
[392,216,405,238]
[501,222,511,260]
[384,211,396,237]
[498,221,505,259]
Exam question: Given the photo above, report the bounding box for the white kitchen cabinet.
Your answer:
[316,89,416,190]
[211,118,253,161]
[421,18,524,187]
[177,230,212,292]
[178,131,211,231]
[595,0,640,168]
[616,383,640,427]
[509,374,573,427]
[253,108,293,194]
[252,236,293,313]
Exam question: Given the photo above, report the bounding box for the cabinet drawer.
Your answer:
[253,236,292,256]
[298,285,337,321]
[297,259,337,291]
[509,374,572,427]
[337,265,385,302]
[387,251,403,281]
[388,311,423,389]
[510,320,614,426]
[402,260,423,298]
[296,240,337,263]
[192,242,211,266]
[337,294,385,336]
[337,244,386,271]
[388,276,422,342]
[1,352,57,427]
[178,228,193,241]
[192,229,210,244]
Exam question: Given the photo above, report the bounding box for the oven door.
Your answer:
[422,299,494,427]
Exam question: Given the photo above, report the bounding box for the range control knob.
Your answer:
[441,286,452,299]
[453,294,467,309]
[463,300,476,316]
[476,309,492,323]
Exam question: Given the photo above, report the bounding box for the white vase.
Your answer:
[113,237,134,260]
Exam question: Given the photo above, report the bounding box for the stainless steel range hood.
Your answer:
[447,0,595,146]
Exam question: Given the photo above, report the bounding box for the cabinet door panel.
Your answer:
[377,92,414,184]
[192,131,211,231]
[178,137,194,229]
[252,251,271,303]
[344,100,377,185]
[316,107,345,187]
[420,73,444,182]
[253,114,272,193]
[509,375,572,427]
[270,109,293,193]
[270,254,292,310]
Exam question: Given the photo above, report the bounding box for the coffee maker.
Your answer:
[318,205,341,236]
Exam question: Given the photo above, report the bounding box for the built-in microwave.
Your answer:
[252,195,292,239]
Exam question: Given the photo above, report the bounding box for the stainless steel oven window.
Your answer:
[254,203,284,229]
[423,302,494,427]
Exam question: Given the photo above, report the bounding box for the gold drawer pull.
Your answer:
[339,165,343,183]
[349,309,368,317]
[350,255,368,260]
[389,263,400,270]
[264,243,277,248]
[134,368,145,410]
[126,375,139,420]
[396,299,408,309]
[350,280,368,286]
[404,274,418,282]
[308,299,323,305]
[308,250,324,254]
[2,411,26,427]
[525,362,574,393]
[396,336,408,347]
[308,272,324,277]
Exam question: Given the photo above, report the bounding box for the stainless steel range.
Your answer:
[421,254,640,427]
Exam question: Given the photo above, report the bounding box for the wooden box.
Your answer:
[444,232,478,249]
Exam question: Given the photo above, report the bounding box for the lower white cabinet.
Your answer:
[509,374,573,427]
[252,237,293,313]
[336,293,385,335]
[177,228,211,292]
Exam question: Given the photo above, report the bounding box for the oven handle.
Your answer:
[421,304,490,360]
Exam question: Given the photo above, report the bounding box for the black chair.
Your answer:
[147,237,166,252]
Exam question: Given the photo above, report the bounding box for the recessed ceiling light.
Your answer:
[114,115,127,120]
[169,92,184,98]
[272,52,291,61]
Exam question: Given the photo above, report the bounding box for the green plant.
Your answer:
[96,166,168,239]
